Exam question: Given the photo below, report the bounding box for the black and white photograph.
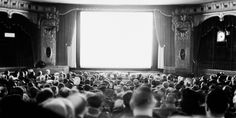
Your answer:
[0,0,234,118]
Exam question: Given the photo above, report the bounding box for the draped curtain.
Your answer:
[154,10,166,48]
[154,10,175,69]
[193,25,202,73]
[194,17,219,71]
[57,11,77,66]
[196,15,236,70]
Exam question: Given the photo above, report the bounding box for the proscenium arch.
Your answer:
[0,11,41,67]
[194,11,236,27]
[0,8,39,26]
[195,14,236,70]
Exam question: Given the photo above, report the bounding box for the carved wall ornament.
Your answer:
[172,14,193,40]
[46,47,52,58]
[43,26,56,39]
[219,12,224,21]
[193,11,236,27]
[173,1,236,15]
[0,1,59,31]
[173,1,236,27]
[173,14,192,71]
[180,49,186,60]
[0,0,56,13]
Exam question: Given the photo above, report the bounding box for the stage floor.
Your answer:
[0,66,69,74]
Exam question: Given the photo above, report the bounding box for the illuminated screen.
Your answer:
[80,11,153,68]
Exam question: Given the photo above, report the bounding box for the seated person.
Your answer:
[130,86,159,118]
[205,88,229,118]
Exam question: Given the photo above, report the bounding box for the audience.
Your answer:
[0,69,236,118]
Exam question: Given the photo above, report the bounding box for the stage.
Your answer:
[199,69,236,76]
[0,66,69,74]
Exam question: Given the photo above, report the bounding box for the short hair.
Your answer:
[28,86,39,98]
[165,93,176,104]
[130,86,155,109]
[50,86,59,97]
[206,88,229,116]
[59,87,71,98]
[123,91,132,108]
[87,94,102,108]
[9,86,24,99]
[36,88,53,104]
[58,83,65,90]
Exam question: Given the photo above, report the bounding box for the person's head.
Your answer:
[123,91,133,108]
[162,81,169,88]
[180,88,202,115]
[205,88,229,117]
[83,84,91,91]
[87,93,103,108]
[36,88,54,104]
[37,71,43,76]
[59,87,71,98]
[58,82,65,90]
[46,69,51,75]
[130,86,156,110]
[165,93,176,105]
[0,86,8,97]
[0,94,64,118]
[51,86,59,97]
[9,86,24,99]
[28,86,39,99]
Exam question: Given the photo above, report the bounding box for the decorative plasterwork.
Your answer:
[0,0,59,30]
[194,11,236,26]
[173,1,236,15]
[172,14,193,40]
[173,1,236,27]
[172,14,193,71]
[0,0,56,12]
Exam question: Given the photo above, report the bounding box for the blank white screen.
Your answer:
[80,11,153,68]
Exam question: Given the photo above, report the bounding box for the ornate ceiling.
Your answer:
[27,0,220,5]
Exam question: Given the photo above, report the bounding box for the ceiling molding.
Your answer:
[173,0,236,15]
[27,0,220,5]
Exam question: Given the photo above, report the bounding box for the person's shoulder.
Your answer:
[169,115,207,118]
[133,115,153,118]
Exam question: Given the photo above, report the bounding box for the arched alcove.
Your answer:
[196,15,236,70]
[0,12,40,67]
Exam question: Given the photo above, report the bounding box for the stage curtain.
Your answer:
[193,25,202,73]
[76,11,81,68]
[196,16,219,70]
[154,11,166,48]
[154,11,175,68]
[57,11,77,65]
[164,16,175,67]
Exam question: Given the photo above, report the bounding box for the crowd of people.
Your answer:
[0,68,235,118]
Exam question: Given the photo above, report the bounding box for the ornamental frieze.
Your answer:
[173,1,236,15]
